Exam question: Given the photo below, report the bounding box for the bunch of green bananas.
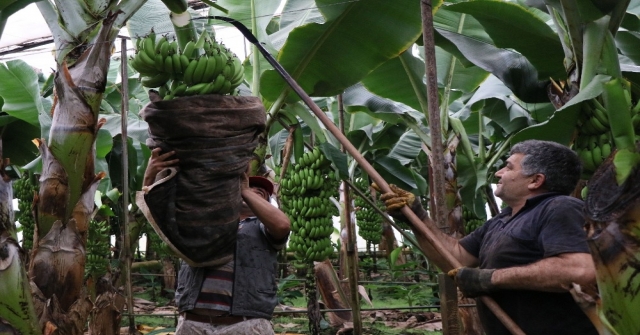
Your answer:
[130,29,245,99]
[462,206,484,234]
[353,177,383,244]
[280,147,340,262]
[85,220,111,279]
[13,173,38,251]
[573,98,640,174]
[575,132,613,173]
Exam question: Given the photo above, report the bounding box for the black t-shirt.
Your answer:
[459,193,598,335]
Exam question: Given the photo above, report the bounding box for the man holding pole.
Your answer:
[375,140,598,335]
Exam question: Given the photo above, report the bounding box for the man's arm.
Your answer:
[241,175,290,240]
[491,252,596,292]
[412,226,478,271]
[375,184,478,271]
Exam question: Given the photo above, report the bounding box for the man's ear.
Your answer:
[528,173,546,191]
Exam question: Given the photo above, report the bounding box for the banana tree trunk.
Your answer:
[443,136,484,335]
[28,13,119,335]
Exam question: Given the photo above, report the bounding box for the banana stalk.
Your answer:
[602,78,639,184]
[585,153,640,335]
[159,0,197,52]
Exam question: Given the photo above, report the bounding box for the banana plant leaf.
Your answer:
[512,74,612,145]
[260,0,424,103]
[208,0,282,53]
[445,0,565,79]
[0,60,51,166]
[271,0,323,50]
[436,29,549,103]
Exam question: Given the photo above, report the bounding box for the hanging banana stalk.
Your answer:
[545,1,640,333]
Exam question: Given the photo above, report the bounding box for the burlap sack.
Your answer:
[136,92,266,267]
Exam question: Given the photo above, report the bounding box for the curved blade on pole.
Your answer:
[199,16,525,335]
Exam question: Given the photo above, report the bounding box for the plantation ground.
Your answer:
[118,283,444,335]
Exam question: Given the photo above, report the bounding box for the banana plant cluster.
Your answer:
[13,173,37,251]
[279,147,339,263]
[353,177,383,245]
[130,29,244,99]
[462,206,483,234]
[85,220,111,281]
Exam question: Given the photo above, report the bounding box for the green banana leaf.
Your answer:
[512,74,612,145]
[260,0,424,102]
[271,0,323,49]
[445,0,565,79]
[342,84,420,124]
[436,29,549,103]
[0,60,45,127]
[208,0,282,53]
[0,60,50,166]
[128,0,173,39]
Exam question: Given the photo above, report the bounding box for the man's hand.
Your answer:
[143,148,179,187]
[371,183,428,224]
[448,267,496,298]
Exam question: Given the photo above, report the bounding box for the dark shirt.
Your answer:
[459,193,598,335]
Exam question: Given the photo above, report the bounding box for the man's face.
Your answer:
[494,153,534,203]
[250,186,270,201]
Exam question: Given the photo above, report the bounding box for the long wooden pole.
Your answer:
[206,16,524,335]
[339,95,362,334]
[120,38,136,335]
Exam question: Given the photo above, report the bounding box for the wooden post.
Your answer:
[120,38,136,334]
[439,273,460,335]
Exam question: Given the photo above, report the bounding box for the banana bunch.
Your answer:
[130,29,245,99]
[85,220,111,279]
[462,206,484,234]
[280,147,340,262]
[573,100,615,174]
[13,173,38,251]
[577,100,611,136]
[575,132,613,173]
[353,177,383,244]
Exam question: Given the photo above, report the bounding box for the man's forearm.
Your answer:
[491,253,596,292]
[242,190,290,239]
[410,218,478,272]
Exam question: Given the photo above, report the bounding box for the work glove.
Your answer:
[371,183,428,226]
[447,267,496,298]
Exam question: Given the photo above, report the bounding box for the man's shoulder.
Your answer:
[539,194,583,209]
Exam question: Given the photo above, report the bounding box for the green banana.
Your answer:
[164,55,174,75]
[210,74,226,93]
[185,82,208,96]
[137,48,157,69]
[213,50,227,76]
[141,72,171,88]
[179,54,190,71]
[182,41,196,59]
[183,59,199,86]
[143,35,157,63]
[191,55,209,84]
[200,82,215,95]
[201,55,217,83]
[172,53,182,75]
[171,83,188,97]
[154,53,165,72]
